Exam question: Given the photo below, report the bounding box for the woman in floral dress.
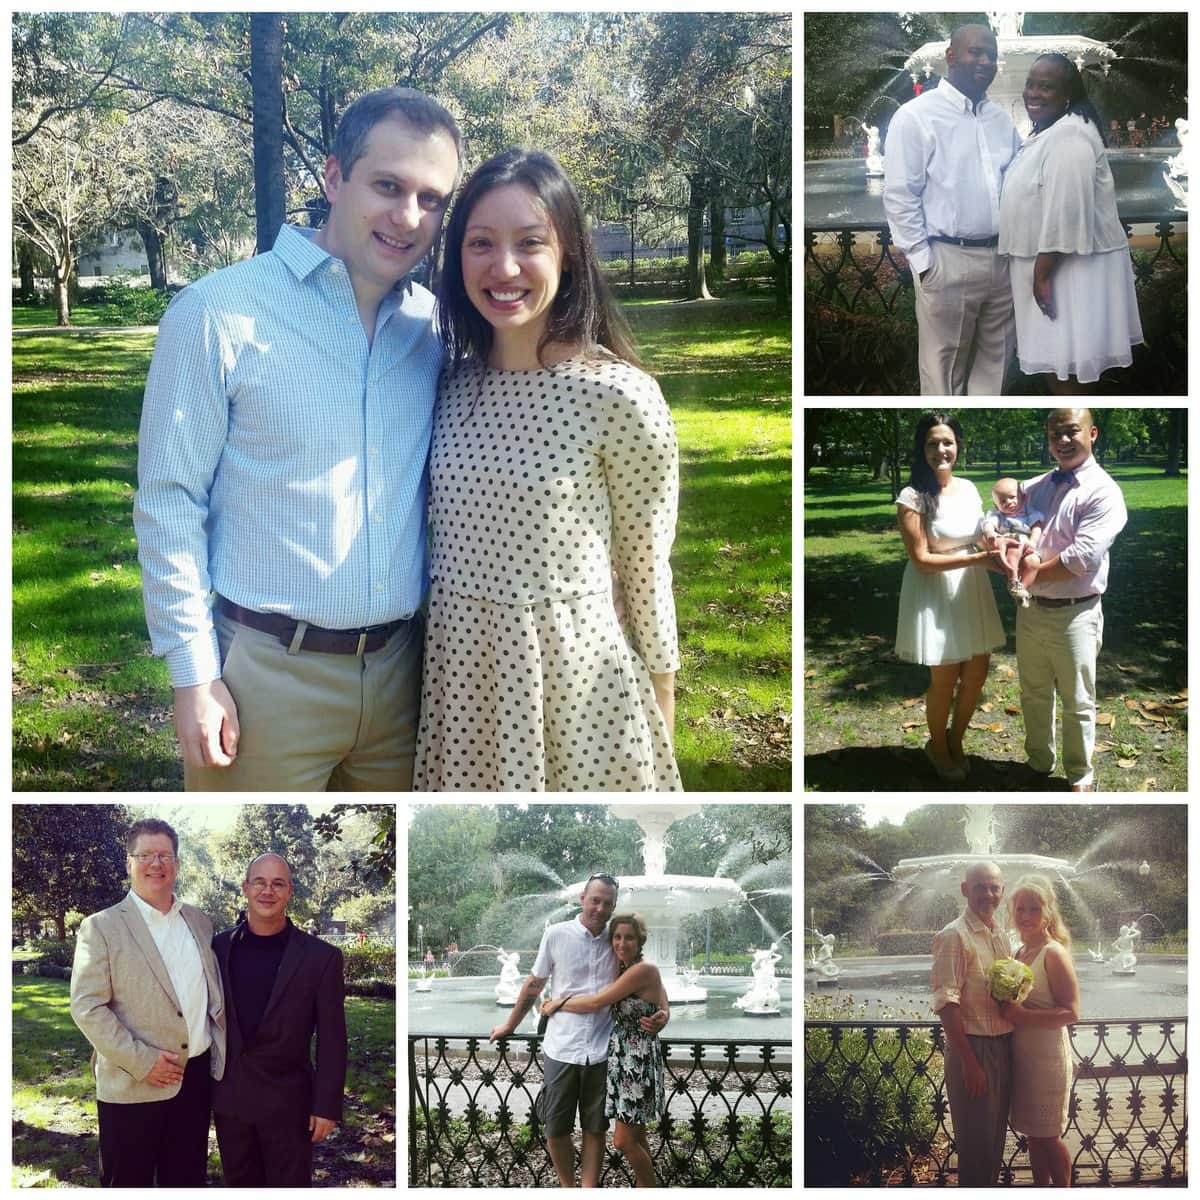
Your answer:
[540,913,667,1185]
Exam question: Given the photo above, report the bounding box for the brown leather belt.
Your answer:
[1032,594,1099,609]
[216,595,410,656]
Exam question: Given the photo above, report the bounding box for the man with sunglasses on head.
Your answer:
[489,872,669,1188]
[71,819,226,1186]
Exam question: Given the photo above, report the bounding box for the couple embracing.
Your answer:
[934,862,1080,1186]
[896,408,1127,790]
[135,84,681,794]
[490,873,667,1187]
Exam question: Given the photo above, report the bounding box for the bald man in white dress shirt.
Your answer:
[883,24,1023,394]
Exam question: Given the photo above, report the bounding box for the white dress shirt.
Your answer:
[128,890,211,1059]
[531,916,618,1066]
[1021,454,1128,599]
[883,78,1023,274]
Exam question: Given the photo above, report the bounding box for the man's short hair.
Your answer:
[332,86,463,182]
[126,818,179,856]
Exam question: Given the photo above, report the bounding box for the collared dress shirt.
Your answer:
[931,908,1014,1036]
[883,77,1023,274]
[134,224,443,687]
[1021,455,1128,599]
[531,917,619,1065]
[127,890,211,1059]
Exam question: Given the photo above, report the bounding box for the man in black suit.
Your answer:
[212,853,348,1186]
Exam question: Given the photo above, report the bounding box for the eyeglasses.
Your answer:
[129,852,178,865]
[248,881,290,893]
[586,873,619,891]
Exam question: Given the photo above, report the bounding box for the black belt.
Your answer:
[216,595,410,656]
[1032,594,1099,609]
[929,234,999,248]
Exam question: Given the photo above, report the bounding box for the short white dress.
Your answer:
[999,113,1144,384]
[1010,942,1073,1137]
[895,480,1004,666]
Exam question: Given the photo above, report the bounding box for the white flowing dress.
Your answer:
[998,113,1144,383]
[895,480,1004,666]
[1010,942,1073,1137]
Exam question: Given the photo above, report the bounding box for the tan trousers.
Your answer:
[1016,596,1103,788]
[185,610,423,792]
[915,242,1015,395]
[945,1033,1013,1186]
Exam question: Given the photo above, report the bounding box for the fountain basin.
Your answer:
[804,151,1188,229]
[410,974,792,1040]
[895,852,1075,879]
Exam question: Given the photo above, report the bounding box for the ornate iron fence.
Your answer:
[805,1017,1187,1186]
[805,217,1186,315]
[409,1034,792,1187]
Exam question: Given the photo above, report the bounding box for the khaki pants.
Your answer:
[185,610,423,792]
[915,242,1015,395]
[1016,596,1103,788]
[945,1033,1012,1186]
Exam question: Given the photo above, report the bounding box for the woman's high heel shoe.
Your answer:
[924,739,968,783]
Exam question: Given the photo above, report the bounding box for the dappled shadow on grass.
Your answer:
[12,1121,96,1173]
[14,381,144,437]
[804,745,1073,792]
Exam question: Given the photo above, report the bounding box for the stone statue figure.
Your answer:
[987,11,1024,39]
[1108,923,1141,973]
[495,948,522,1005]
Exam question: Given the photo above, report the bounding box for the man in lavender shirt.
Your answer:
[1012,409,1127,791]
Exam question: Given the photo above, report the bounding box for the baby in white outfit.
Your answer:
[980,478,1044,606]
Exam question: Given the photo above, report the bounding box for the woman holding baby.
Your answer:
[894,412,1004,783]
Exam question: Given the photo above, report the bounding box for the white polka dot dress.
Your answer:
[414,348,682,792]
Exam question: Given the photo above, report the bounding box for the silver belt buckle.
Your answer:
[355,631,368,657]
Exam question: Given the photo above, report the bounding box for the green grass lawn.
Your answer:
[804,463,1186,792]
[11,974,394,1187]
[13,297,791,790]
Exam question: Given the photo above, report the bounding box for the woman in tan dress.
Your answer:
[414,149,681,791]
[999,875,1080,1187]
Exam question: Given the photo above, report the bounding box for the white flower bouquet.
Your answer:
[987,957,1033,1003]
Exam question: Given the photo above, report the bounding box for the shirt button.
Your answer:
[375,582,384,594]
[373,514,382,524]
[330,263,341,275]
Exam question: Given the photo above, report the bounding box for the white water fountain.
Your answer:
[863,124,885,177]
[902,12,1117,137]
[1109,923,1141,975]
[560,805,748,1004]
[894,804,1077,887]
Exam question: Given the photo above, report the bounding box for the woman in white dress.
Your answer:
[896,413,1004,782]
[998,53,1144,394]
[999,875,1080,1187]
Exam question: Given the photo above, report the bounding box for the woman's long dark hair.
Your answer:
[438,148,641,368]
[907,412,964,519]
[1035,53,1107,146]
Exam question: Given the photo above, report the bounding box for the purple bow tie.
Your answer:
[1050,468,1076,486]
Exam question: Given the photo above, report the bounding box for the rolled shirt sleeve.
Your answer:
[1058,485,1128,577]
[931,926,966,1013]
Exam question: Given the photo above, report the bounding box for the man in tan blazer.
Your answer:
[70,818,226,1186]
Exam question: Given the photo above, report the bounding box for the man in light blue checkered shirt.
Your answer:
[134,88,462,790]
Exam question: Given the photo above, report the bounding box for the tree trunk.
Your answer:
[1165,409,1183,475]
[53,257,71,327]
[251,13,286,255]
[685,172,713,300]
[709,195,726,277]
[17,243,36,300]
[136,220,167,291]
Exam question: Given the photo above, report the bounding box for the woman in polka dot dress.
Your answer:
[415,148,682,791]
